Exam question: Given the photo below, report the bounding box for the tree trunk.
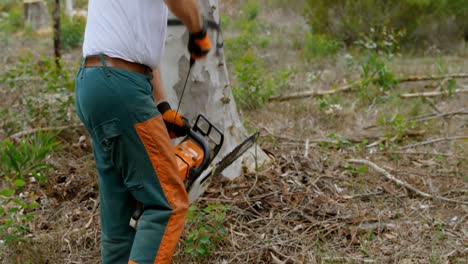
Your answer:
[65,0,73,17]
[53,0,61,69]
[161,0,269,179]
[23,0,50,32]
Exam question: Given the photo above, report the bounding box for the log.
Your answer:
[23,0,50,32]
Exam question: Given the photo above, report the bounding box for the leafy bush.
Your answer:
[305,0,468,48]
[1,52,75,128]
[0,3,24,42]
[231,52,275,110]
[225,0,292,110]
[61,15,86,50]
[303,33,342,60]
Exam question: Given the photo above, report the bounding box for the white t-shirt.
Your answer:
[83,0,168,69]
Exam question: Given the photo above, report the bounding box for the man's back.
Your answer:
[83,0,168,69]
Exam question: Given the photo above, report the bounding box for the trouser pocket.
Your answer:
[93,119,122,164]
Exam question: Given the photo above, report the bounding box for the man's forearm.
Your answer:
[164,0,203,33]
[151,68,166,104]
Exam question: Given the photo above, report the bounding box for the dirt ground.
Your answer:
[1,2,467,264]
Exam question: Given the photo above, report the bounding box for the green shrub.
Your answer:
[0,3,24,41]
[0,132,61,246]
[0,0,19,13]
[231,52,276,110]
[225,0,293,110]
[1,131,62,181]
[61,15,86,50]
[303,33,342,60]
[305,0,468,48]
[346,27,402,103]
[1,52,75,128]
[184,205,227,259]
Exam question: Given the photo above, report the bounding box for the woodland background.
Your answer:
[0,0,467,263]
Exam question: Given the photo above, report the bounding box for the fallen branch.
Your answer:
[399,136,468,150]
[269,73,468,102]
[268,83,354,102]
[10,124,84,140]
[400,89,468,98]
[348,159,468,205]
[397,73,468,82]
[410,109,468,122]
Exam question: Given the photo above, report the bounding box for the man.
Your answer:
[74,0,211,263]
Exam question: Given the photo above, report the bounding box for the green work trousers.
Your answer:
[75,55,189,264]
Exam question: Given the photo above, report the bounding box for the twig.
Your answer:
[348,159,468,205]
[10,124,83,139]
[399,136,468,150]
[400,89,468,98]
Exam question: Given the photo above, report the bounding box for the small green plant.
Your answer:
[377,113,418,143]
[303,33,342,60]
[0,132,60,246]
[184,205,228,259]
[0,185,40,246]
[343,165,368,177]
[442,79,457,97]
[349,27,404,103]
[320,133,352,150]
[1,131,62,181]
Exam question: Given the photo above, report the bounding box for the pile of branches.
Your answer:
[179,139,467,263]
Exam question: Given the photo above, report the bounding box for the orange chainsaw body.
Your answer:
[174,139,205,181]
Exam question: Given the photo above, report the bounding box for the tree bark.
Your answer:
[161,0,269,179]
[23,0,50,32]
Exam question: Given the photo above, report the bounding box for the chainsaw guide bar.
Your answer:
[187,132,259,203]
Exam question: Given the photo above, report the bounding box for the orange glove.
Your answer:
[157,101,190,138]
[188,19,211,60]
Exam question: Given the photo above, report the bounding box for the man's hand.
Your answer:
[157,101,190,138]
[163,0,211,60]
[188,19,211,60]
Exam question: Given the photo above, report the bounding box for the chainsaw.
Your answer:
[130,115,258,228]
[175,115,258,203]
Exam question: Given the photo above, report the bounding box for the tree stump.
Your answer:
[162,0,269,179]
[23,0,50,32]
